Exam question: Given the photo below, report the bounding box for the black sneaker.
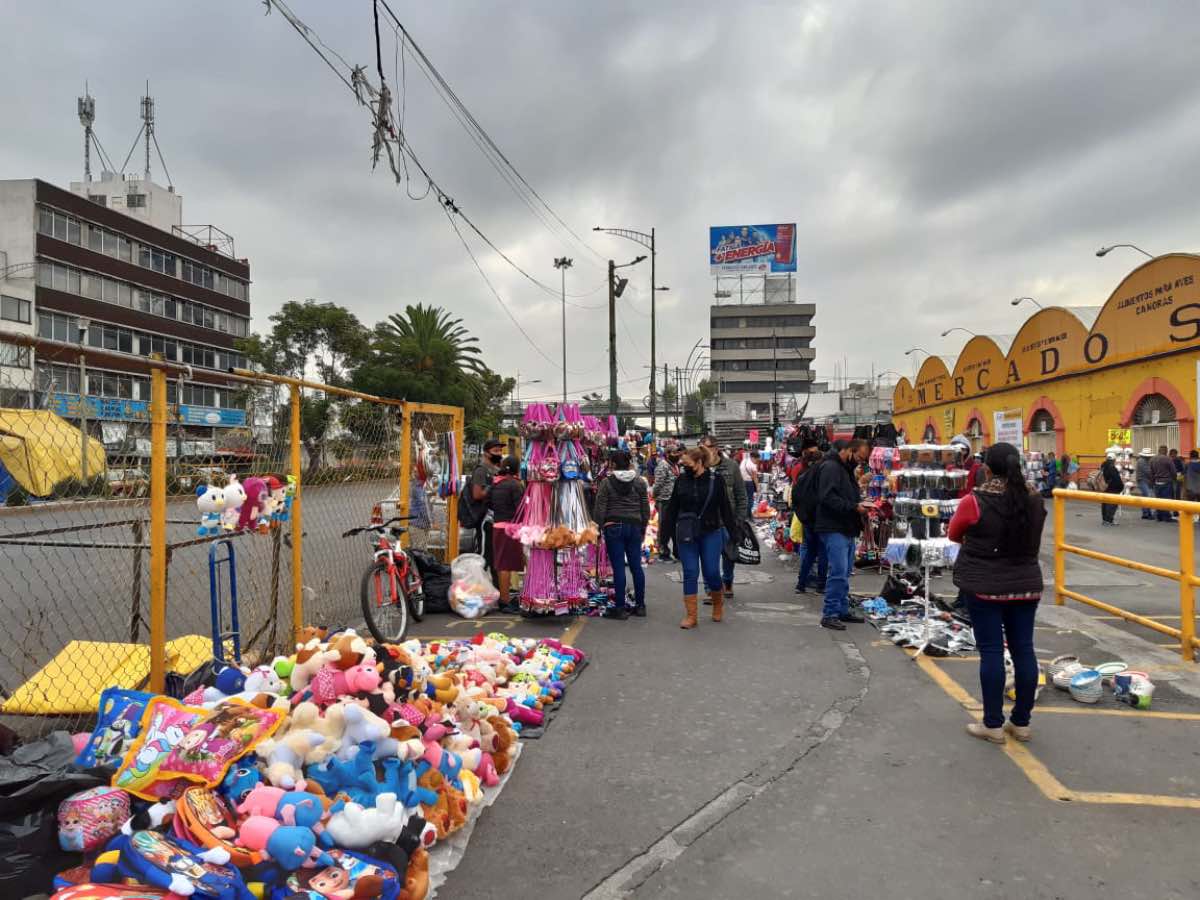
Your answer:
[820,616,846,631]
[838,612,865,624]
[631,605,646,617]
[604,607,630,620]
[794,585,807,595]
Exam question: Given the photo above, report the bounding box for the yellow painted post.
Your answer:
[290,385,303,643]
[1179,509,1196,662]
[398,405,412,546]
[447,408,465,560]
[148,366,167,693]
[1053,491,1066,606]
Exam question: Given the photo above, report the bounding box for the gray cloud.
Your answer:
[3,0,1198,398]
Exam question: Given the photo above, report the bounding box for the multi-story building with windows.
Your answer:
[709,298,816,420]
[0,175,250,455]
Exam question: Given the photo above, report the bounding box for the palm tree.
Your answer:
[374,303,486,380]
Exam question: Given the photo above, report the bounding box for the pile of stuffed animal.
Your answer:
[49,627,585,900]
[196,474,296,537]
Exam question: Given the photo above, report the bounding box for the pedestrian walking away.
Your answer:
[701,435,748,598]
[1136,448,1155,519]
[1100,453,1123,525]
[1170,448,1185,500]
[663,446,735,629]
[1152,445,1176,522]
[487,457,526,611]
[814,439,871,630]
[652,441,682,562]
[791,453,828,594]
[1185,450,1200,502]
[593,449,651,620]
[948,442,1048,744]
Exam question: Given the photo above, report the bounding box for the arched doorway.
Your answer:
[1131,393,1178,453]
[923,423,937,443]
[965,418,984,454]
[1028,409,1057,455]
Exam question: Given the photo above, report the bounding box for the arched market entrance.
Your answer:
[965,417,985,454]
[1131,393,1178,453]
[1028,409,1057,455]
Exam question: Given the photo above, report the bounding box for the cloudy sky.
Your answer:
[2,1,1195,400]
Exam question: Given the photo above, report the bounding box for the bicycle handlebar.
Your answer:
[341,516,414,538]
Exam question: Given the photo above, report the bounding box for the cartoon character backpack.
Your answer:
[58,787,131,852]
[96,831,253,900]
[273,849,400,900]
[173,786,265,869]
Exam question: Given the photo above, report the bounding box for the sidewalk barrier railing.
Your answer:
[1052,488,1199,661]
[0,329,462,737]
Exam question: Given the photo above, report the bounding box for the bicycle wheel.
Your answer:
[361,562,409,644]
[408,584,425,622]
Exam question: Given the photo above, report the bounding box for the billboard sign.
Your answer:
[48,393,245,427]
[710,224,796,274]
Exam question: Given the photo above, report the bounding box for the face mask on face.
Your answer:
[488,452,502,464]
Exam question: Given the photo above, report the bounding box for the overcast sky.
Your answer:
[3,1,1196,399]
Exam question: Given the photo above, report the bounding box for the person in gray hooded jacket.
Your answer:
[594,449,652,619]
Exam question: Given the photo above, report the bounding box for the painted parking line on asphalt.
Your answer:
[899,647,1200,810]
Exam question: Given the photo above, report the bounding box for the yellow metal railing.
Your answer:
[1052,488,1199,661]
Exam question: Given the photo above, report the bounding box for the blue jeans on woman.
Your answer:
[796,528,828,590]
[964,592,1039,728]
[678,528,725,595]
[820,532,856,619]
[603,523,645,610]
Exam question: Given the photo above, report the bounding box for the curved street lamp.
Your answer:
[595,225,660,429]
[1096,244,1154,260]
[1011,296,1043,309]
[940,327,977,338]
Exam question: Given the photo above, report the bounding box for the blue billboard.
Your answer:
[48,393,245,427]
[710,223,796,275]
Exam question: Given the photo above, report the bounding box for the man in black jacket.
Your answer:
[815,439,870,630]
[1100,453,1124,526]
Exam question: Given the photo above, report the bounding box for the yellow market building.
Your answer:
[892,254,1200,464]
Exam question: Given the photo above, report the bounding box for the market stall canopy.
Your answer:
[0,409,108,496]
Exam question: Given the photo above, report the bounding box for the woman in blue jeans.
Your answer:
[662,446,736,629]
[593,449,651,620]
[947,442,1048,744]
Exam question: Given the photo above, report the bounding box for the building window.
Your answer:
[88,194,107,207]
[0,341,30,368]
[126,193,146,208]
[1,295,31,324]
[1133,393,1176,426]
[37,208,83,246]
[1030,410,1055,433]
[0,388,31,409]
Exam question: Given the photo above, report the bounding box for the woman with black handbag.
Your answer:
[663,446,736,629]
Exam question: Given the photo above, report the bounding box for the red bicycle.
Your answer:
[342,516,425,643]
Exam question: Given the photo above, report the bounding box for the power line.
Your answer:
[376,0,606,267]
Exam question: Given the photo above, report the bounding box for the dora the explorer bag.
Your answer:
[674,476,715,546]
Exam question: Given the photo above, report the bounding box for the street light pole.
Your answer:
[554,257,572,404]
[594,226,658,429]
[608,260,617,416]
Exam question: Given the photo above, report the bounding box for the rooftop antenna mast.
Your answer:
[78,85,95,182]
[141,84,154,181]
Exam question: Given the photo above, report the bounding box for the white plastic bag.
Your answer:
[449,552,500,618]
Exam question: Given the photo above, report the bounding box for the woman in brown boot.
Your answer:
[662,446,735,628]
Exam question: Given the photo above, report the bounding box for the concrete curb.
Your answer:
[1038,603,1200,699]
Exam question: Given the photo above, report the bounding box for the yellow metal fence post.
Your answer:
[398,405,412,547]
[1179,510,1196,662]
[1053,491,1066,606]
[290,384,303,644]
[447,408,464,560]
[149,366,167,693]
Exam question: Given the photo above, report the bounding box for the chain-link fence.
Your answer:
[0,334,462,738]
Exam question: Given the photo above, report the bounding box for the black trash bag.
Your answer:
[411,550,452,614]
[734,521,761,565]
[0,732,106,894]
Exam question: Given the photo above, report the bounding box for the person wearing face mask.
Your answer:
[662,446,736,629]
[814,439,871,631]
[652,442,683,561]
[469,439,505,572]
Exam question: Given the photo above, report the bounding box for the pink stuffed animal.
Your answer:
[238,477,268,531]
[235,814,280,851]
[237,784,285,819]
[307,663,381,708]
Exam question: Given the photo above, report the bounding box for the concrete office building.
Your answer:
[0,173,250,456]
[709,295,816,420]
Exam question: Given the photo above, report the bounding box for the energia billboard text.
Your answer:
[709,224,796,274]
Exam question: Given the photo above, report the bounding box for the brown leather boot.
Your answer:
[710,589,725,622]
[680,595,698,629]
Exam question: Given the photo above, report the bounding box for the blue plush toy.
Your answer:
[98,831,253,900]
[381,758,438,809]
[222,762,262,806]
[265,825,334,873]
[306,744,387,807]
